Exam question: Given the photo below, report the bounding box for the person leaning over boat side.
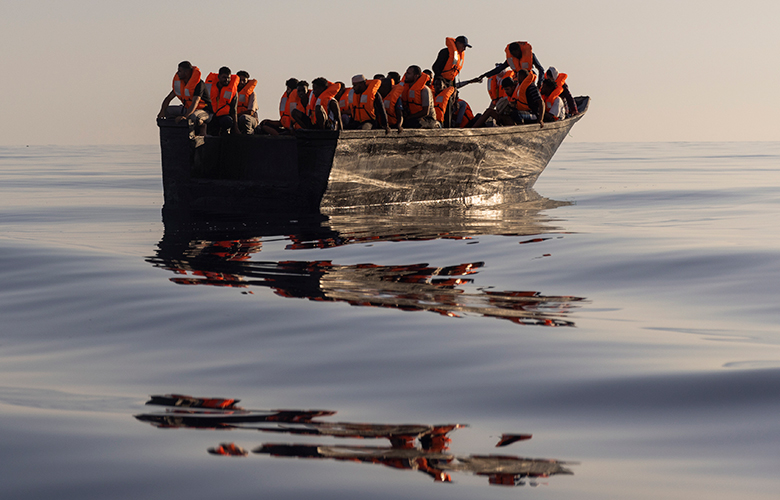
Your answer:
[258,78,299,135]
[346,74,390,133]
[400,66,438,129]
[157,61,212,136]
[472,70,544,128]
[234,70,258,134]
[292,77,343,130]
[379,77,404,133]
[204,67,239,136]
[432,76,456,127]
[543,67,578,117]
[479,41,545,87]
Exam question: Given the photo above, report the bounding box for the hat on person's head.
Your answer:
[455,35,472,48]
[546,67,559,80]
[351,74,366,84]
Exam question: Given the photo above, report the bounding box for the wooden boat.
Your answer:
[157,96,589,213]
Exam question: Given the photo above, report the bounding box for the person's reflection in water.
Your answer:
[135,394,575,486]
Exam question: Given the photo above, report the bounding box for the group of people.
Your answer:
[157,36,578,136]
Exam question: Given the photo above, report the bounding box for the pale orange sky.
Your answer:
[1,0,777,145]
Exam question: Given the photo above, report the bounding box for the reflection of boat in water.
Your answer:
[135,394,575,486]
[147,200,585,327]
[158,97,588,213]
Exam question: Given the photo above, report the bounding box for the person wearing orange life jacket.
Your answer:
[432,76,456,126]
[379,77,404,133]
[542,66,578,117]
[455,98,478,128]
[204,67,239,136]
[346,74,390,133]
[432,36,470,87]
[486,64,515,107]
[338,84,353,128]
[291,77,343,130]
[478,41,546,88]
[472,70,544,128]
[157,61,212,136]
[234,70,258,134]
[259,78,303,136]
[400,65,438,129]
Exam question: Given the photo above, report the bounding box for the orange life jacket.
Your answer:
[172,66,207,110]
[440,37,464,81]
[543,73,567,114]
[505,42,534,73]
[383,84,404,126]
[205,73,239,117]
[279,89,298,129]
[457,99,474,128]
[487,68,514,105]
[339,87,352,115]
[349,79,382,122]
[401,73,431,116]
[306,81,340,121]
[509,71,537,112]
[433,86,456,123]
[236,79,257,116]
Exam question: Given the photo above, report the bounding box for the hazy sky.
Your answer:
[1,0,777,145]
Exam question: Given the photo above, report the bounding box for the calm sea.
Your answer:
[1,141,778,499]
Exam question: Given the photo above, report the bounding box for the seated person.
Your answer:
[345,74,390,132]
[259,78,302,135]
[540,76,565,122]
[204,67,239,136]
[400,65,439,129]
[292,77,343,130]
[544,67,578,116]
[473,70,544,128]
[157,61,212,136]
[234,70,258,134]
[379,77,404,132]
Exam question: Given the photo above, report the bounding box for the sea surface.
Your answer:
[1,141,778,499]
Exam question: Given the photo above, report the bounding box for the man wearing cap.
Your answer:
[432,36,472,128]
[432,35,471,87]
[346,74,390,132]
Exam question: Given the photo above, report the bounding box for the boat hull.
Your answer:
[157,97,588,214]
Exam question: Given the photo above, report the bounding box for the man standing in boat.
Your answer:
[157,61,212,136]
[432,36,473,128]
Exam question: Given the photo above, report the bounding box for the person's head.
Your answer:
[218,66,231,86]
[423,69,433,88]
[335,82,347,100]
[351,74,367,94]
[404,65,421,84]
[236,70,250,89]
[501,77,516,93]
[373,73,385,80]
[311,77,328,96]
[540,78,557,96]
[455,35,471,52]
[177,61,193,82]
[296,80,309,99]
[515,69,529,82]
[545,67,559,82]
[433,76,444,93]
[387,71,401,85]
[379,77,393,97]
[286,78,299,91]
[508,42,522,58]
